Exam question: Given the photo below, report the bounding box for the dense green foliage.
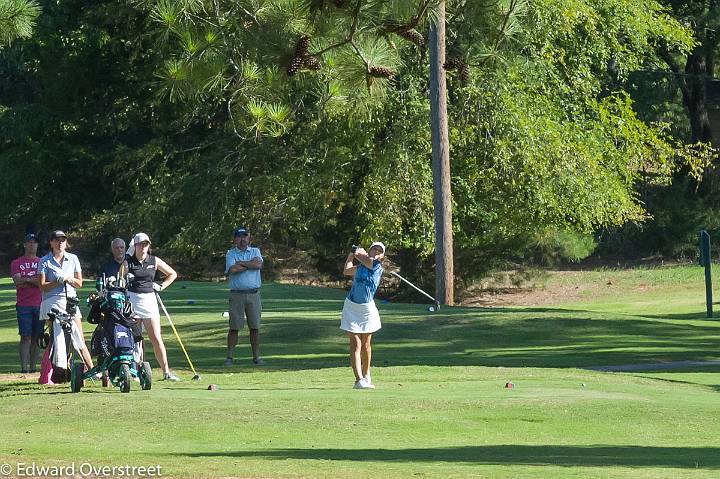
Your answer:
[0,0,714,283]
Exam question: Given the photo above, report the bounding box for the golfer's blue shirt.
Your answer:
[226,246,263,290]
[347,260,383,304]
[39,252,82,299]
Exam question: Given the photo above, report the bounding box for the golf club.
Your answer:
[389,271,441,311]
[155,293,201,380]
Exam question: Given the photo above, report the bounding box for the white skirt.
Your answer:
[40,296,82,322]
[128,291,160,320]
[340,298,381,334]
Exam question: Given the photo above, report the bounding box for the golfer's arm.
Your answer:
[65,271,82,289]
[354,253,373,269]
[38,273,58,292]
[343,254,357,276]
[156,258,178,289]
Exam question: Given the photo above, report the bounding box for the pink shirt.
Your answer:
[11,255,41,307]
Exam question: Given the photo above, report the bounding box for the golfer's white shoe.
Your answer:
[364,373,373,386]
[353,377,374,389]
[163,371,181,381]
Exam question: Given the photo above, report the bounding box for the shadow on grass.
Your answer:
[1,283,719,375]
[173,445,720,468]
[628,374,720,392]
[0,381,68,396]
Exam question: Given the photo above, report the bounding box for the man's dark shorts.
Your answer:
[16,305,42,337]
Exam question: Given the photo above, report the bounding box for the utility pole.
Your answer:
[428,0,454,305]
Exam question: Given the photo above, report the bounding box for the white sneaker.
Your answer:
[353,377,374,389]
[364,373,372,386]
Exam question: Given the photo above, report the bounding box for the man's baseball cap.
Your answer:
[233,227,249,237]
[23,233,38,243]
[370,241,386,253]
[49,230,67,240]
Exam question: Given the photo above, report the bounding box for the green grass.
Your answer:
[1,265,719,478]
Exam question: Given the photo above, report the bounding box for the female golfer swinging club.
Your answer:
[341,242,385,389]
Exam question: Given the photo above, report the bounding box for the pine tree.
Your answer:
[0,0,40,47]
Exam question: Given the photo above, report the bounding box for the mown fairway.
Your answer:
[1,266,719,478]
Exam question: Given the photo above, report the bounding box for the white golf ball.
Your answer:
[427,306,435,312]
[222,311,229,318]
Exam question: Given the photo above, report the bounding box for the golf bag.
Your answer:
[68,275,151,393]
[45,308,76,383]
[88,285,141,363]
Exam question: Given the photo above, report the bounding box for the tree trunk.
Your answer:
[685,52,713,144]
[429,0,454,306]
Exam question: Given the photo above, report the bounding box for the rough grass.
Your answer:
[0,265,718,478]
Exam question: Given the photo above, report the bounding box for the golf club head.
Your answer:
[434,300,441,311]
[192,374,201,381]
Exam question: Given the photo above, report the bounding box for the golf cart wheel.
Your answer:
[119,363,131,393]
[140,361,152,390]
[70,363,84,393]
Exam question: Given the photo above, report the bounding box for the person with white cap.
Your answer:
[38,230,95,371]
[341,241,386,389]
[124,232,180,381]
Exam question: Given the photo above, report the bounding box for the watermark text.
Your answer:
[1,462,162,477]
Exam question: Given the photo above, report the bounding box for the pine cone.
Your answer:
[304,55,321,71]
[287,56,305,76]
[397,28,425,48]
[443,57,462,71]
[369,66,395,78]
[295,35,311,57]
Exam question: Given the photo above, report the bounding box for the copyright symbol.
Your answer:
[0,463,12,476]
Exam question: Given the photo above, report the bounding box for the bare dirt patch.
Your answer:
[456,269,664,307]
[0,372,39,382]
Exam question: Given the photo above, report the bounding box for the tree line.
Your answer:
[1,0,718,291]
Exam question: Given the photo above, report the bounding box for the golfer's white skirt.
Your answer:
[40,296,82,322]
[340,298,382,334]
[128,291,160,320]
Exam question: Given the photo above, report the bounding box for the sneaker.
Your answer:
[252,357,265,366]
[163,372,181,381]
[353,377,374,390]
[223,357,234,367]
[364,373,372,386]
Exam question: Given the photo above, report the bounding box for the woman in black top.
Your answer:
[125,233,179,381]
